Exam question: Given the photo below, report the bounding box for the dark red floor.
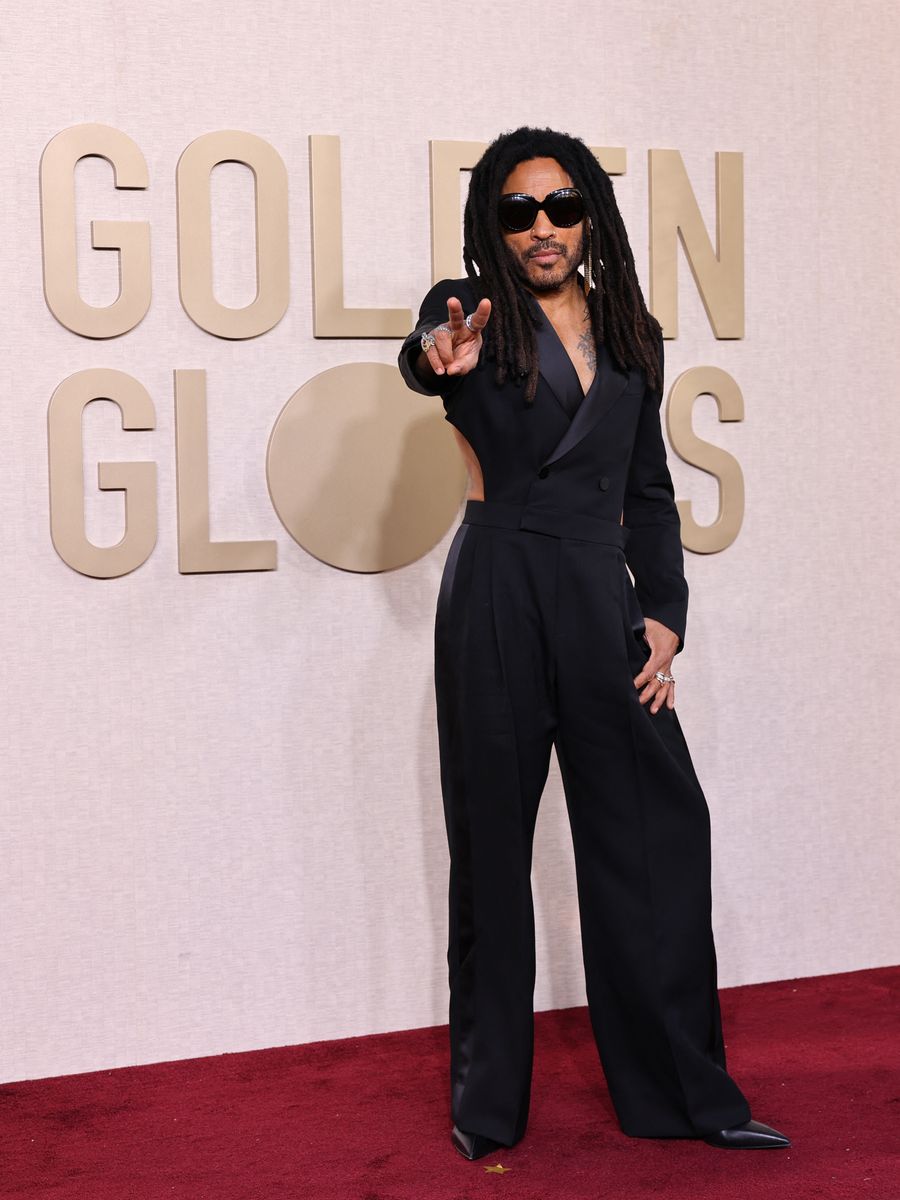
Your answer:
[3,965,898,1199]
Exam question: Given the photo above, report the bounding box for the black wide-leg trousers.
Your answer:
[434,501,752,1146]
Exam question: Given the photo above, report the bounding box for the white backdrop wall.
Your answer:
[2,0,899,1083]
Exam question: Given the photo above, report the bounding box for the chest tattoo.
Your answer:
[576,322,597,373]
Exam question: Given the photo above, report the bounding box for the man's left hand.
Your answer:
[633,617,679,714]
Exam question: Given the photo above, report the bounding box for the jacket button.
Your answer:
[538,466,549,479]
[598,476,610,491]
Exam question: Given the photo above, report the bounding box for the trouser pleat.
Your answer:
[436,525,555,1144]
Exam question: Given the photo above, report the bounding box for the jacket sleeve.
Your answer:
[397,277,473,399]
[622,331,689,653]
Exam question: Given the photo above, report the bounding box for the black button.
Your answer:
[538,466,549,479]
[598,476,610,491]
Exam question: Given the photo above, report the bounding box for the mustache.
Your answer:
[524,240,568,259]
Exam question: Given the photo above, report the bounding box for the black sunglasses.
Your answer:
[497,187,586,233]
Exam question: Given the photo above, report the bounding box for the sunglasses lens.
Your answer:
[498,191,585,232]
[545,191,585,227]
[498,196,538,232]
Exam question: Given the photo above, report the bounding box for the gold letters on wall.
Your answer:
[429,140,487,283]
[176,131,290,338]
[666,367,745,554]
[174,371,278,573]
[41,125,152,338]
[40,124,293,341]
[40,125,746,578]
[309,135,413,337]
[48,369,157,576]
[649,148,744,339]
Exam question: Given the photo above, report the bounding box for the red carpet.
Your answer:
[3,965,898,1199]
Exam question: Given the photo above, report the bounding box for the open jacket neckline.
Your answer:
[522,289,634,469]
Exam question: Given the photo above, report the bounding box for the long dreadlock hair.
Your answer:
[463,126,663,404]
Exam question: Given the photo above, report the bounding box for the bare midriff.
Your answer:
[452,428,485,500]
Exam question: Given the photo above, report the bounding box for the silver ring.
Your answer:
[465,313,475,330]
[421,324,452,353]
[654,671,675,684]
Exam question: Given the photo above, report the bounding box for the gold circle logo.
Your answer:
[267,363,467,572]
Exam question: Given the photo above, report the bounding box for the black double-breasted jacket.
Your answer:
[398,276,689,651]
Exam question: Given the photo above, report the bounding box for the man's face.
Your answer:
[499,157,585,293]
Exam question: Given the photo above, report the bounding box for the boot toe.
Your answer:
[451,1124,507,1160]
[702,1118,791,1148]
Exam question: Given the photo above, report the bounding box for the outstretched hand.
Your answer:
[417,296,492,381]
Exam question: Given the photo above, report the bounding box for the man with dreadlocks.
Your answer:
[398,127,789,1160]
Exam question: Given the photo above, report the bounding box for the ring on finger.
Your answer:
[654,671,675,684]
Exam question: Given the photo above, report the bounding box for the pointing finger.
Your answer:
[446,297,466,333]
[467,297,492,332]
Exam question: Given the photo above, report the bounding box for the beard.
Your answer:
[507,230,585,292]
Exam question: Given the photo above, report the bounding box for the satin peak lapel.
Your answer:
[543,341,632,467]
[534,309,583,421]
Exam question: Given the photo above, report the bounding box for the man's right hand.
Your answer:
[416,296,492,383]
